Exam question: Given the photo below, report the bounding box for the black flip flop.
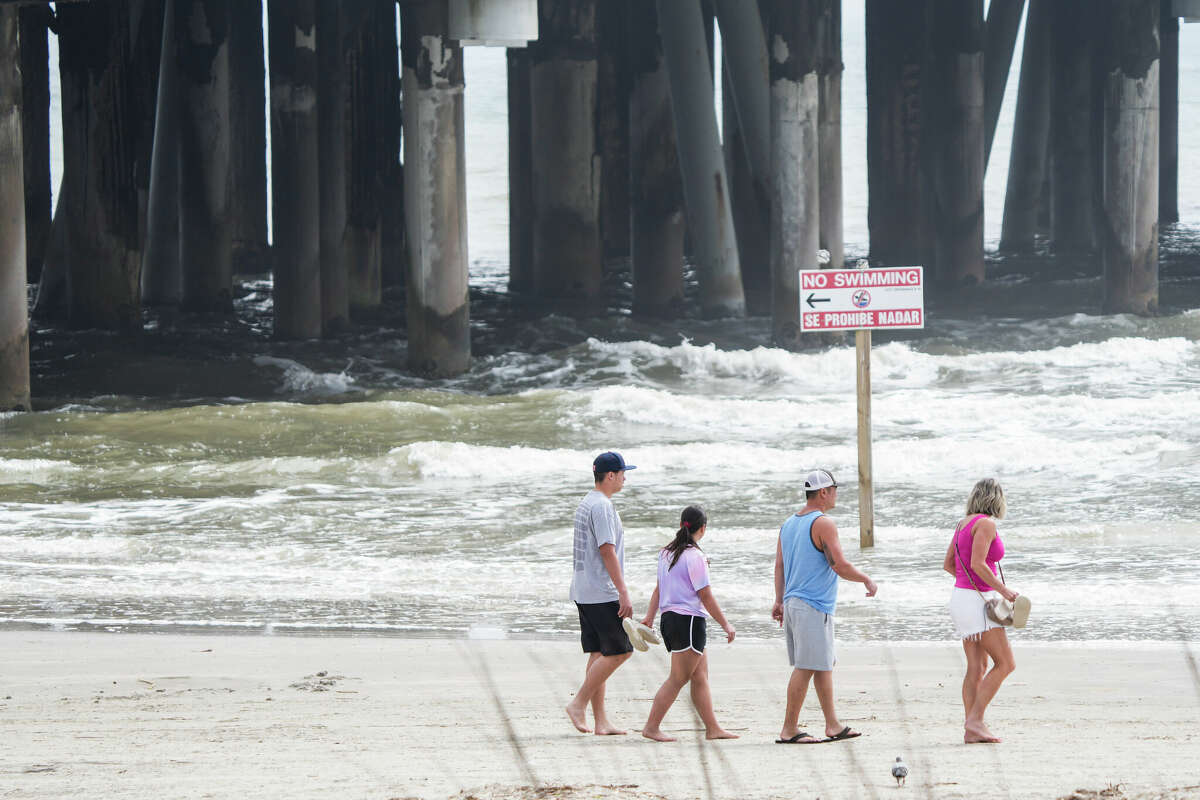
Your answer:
[775,732,821,744]
[823,726,862,742]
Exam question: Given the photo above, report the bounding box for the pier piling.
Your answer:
[927,0,985,288]
[317,0,349,336]
[18,5,50,286]
[177,0,234,313]
[1,6,30,411]
[866,0,932,267]
[1000,0,1051,253]
[1101,0,1160,315]
[230,0,270,275]
[345,0,386,310]
[401,0,470,376]
[1159,1,1178,224]
[629,0,685,316]
[1050,1,1101,255]
[528,0,603,302]
[142,0,182,306]
[816,0,844,272]
[506,47,533,294]
[765,0,819,347]
[658,0,745,317]
[268,0,322,338]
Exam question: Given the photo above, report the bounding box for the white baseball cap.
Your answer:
[803,469,839,490]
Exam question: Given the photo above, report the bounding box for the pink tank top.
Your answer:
[953,514,1004,590]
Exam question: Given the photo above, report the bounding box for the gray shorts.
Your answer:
[784,598,836,671]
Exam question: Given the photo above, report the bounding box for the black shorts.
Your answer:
[576,601,633,656]
[660,611,707,654]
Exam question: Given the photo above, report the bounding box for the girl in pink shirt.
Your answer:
[639,505,737,742]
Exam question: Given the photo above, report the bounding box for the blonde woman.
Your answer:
[943,478,1027,743]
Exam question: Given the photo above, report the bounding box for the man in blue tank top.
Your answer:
[771,469,877,744]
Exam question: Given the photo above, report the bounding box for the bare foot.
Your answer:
[566,704,592,733]
[964,721,1001,743]
[594,723,627,736]
[642,728,676,742]
[706,728,739,740]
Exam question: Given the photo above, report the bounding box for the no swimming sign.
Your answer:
[799,266,926,332]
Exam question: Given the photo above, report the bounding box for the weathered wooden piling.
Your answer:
[528,0,603,301]
[982,0,1025,168]
[1,7,30,411]
[927,0,984,288]
[344,0,385,310]
[1159,2,1178,224]
[1050,1,1100,254]
[866,0,932,267]
[1000,0,1051,252]
[317,0,349,336]
[723,72,770,314]
[142,0,182,306]
[378,7,404,293]
[177,0,233,313]
[658,0,745,317]
[714,0,770,311]
[19,6,50,285]
[764,0,818,346]
[1101,0,1159,315]
[506,47,534,294]
[597,2,630,262]
[230,0,270,275]
[628,0,685,316]
[816,0,843,271]
[268,0,322,338]
[57,1,146,332]
[400,0,470,376]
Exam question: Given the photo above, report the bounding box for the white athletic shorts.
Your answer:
[949,586,1004,641]
[784,597,836,671]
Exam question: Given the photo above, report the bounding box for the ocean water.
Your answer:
[4,10,1200,644]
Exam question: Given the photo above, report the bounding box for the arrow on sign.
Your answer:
[805,293,831,309]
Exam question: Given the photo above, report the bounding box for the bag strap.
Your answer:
[952,515,1000,600]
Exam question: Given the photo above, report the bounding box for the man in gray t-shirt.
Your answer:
[565,451,636,736]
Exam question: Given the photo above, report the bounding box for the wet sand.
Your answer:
[2,632,1198,800]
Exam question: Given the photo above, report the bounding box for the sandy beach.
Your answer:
[1,632,1198,800]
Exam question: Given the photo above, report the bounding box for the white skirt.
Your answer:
[948,587,1004,641]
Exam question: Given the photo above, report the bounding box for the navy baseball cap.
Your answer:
[593,451,636,473]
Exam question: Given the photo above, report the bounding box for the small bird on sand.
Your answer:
[891,755,909,786]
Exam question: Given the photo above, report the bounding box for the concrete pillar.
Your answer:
[927,0,985,288]
[816,0,843,271]
[724,69,770,313]
[629,0,685,316]
[1,8,30,411]
[529,0,602,302]
[1051,1,1100,254]
[57,1,144,332]
[866,0,932,267]
[345,0,383,310]
[764,0,818,347]
[1159,1,1178,224]
[597,1,630,262]
[507,48,534,294]
[1000,0,1052,252]
[176,0,233,312]
[378,3,404,293]
[657,0,745,317]
[400,0,470,376]
[268,0,322,338]
[317,0,349,335]
[983,0,1025,168]
[715,0,770,310]
[230,0,270,274]
[18,6,50,286]
[142,0,183,306]
[1101,0,1159,315]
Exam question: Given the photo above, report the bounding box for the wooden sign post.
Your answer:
[799,263,926,548]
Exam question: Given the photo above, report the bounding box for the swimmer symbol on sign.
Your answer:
[852,290,871,309]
